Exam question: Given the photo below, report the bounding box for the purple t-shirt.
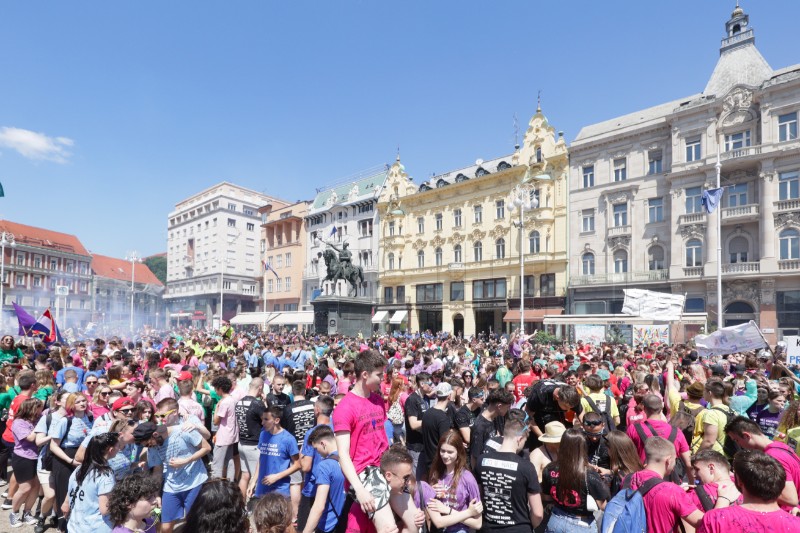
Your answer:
[415,470,481,533]
[756,409,782,439]
[111,517,156,533]
[11,419,38,459]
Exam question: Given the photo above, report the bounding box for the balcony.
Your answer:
[678,212,706,226]
[722,262,760,274]
[721,145,762,161]
[448,262,465,271]
[775,199,800,212]
[607,225,631,237]
[779,259,800,271]
[683,267,703,277]
[570,269,668,287]
[721,203,759,223]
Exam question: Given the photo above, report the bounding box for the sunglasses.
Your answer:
[119,408,134,415]
[86,381,98,385]
[154,409,176,420]
[99,391,111,396]
[583,420,604,427]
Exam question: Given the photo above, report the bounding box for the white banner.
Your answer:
[621,289,685,321]
[784,336,800,365]
[575,324,605,345]
[694,320,768,357]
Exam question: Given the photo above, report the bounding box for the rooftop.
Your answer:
[91,254,164,286]
[0,220,90,257]
[309,167,388,214]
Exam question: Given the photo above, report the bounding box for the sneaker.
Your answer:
[0,479,8,487]
[33,517,46,533]
[22,511,37,525]
[2,499,13,510]
[1,492,7,499]
[9,511,21,528]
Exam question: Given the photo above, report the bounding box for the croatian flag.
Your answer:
[263,261,279,279]
[329,226,337,237]
[30,308,65,344]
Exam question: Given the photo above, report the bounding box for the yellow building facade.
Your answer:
[376,107,569,336]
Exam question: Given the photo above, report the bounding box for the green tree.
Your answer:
[144,255,167,285]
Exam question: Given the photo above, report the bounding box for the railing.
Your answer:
[779,259,800,271]
[721,29,754,49]
[448,262,465,271]
[775,199,800,212]
[722,145,762,160]
[721,204,759,219]
[722,262,760,273]
[607,225,631,237]
[679,213,706,225]
[683,267,703,277]
[569,270,668,286]
[375,296,412,305]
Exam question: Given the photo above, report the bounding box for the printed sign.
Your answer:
[575,325,605,345]
[784,336,800,366]
[633,325,670,346]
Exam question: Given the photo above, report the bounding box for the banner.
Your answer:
[633,325,670,346]
[575,325,605,345]
[694,320,768,357]
[621,289,686,321]
[785,336,800,366]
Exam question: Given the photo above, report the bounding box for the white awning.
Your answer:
[270,311,314,325]
[371,310,389,324]
[230,312,279,325]
[170,312,192,318]
[542,313,708,326]
[389,310,408,324]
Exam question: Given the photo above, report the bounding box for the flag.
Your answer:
[694,320,768,357]
[263,260,279,279]
[0,182,4,197]
[30,308,65,344]
[621,289,686,321]
[329,226,337,237]
[12,302,37,336]
[701,187,724,213]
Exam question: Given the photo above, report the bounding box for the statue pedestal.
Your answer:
[312,295,373,337]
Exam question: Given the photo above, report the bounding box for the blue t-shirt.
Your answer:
[34,411,64,471]
[385,419,394,444]
[301,423,333,497]
[256,428,298,497]
[66,469,115,533]
[147,426,208,493]
[49,415,93,448]
[81,426,137,480]
[56,367,85,386]
[312,454,346,533]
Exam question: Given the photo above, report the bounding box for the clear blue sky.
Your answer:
[0,1,797,258]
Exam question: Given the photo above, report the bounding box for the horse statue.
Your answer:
[322,246,364,297]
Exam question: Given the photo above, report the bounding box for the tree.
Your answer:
[144,255,167,285]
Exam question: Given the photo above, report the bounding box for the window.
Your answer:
[397,286,405,302]
[417,250,425,268]
[648,198,664,223]
[582,165,595,188]
[780,229,800,260]
[614,250,628,273]
[285,277,291,291]
[685,297,705,313]
[729,236,749,263]
[417,217,425,234]
[435,213,443,231]
[582,253,595,275]
[228,203,237,211]
[244,207,255,216]
[779,112,798,142]
[223,280,232,290]
[686,239,703,266]
[581,210,595,232]
[453,244,462,263]
[227,218,236,228]
[435,247,443,266]
[416,283,443,303]
[389,221,395,236]
[725,130,751,151]
[384,286,394,303]
[474,205,483,224]
[359,220,373,237]
[613,159,627,182]
[495,238,505,259]
[495,200,505,219]
[473,241,482,262]
[613,203,628,226]
[648,150,663,174]
[387,253,395,270]
[33,257,41,269]
[285,253,292,267]
[780,171,799,201]
[32,276,42,287]
[685,136,701,162]
[529,231,540,254]
[453,209,462,227]
[472,278,507,300]
[276,255,283,268]
[685,186,703,213]
[728,183,748,206]
[540,273,556,297]
[523,275,535,297]
[450,282,464,301]
[246,223,255,231]
[648,246,665,270]
[276,278,282,292]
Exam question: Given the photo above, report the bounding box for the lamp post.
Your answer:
[508,185,538,335]
[125,251,140,334]
[0,232,16,329]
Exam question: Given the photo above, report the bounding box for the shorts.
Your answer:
[37,470,53,487]
[10,454,37,483]
[290,469,303,484]
[161,484,203,523]
[211,444,235,479]
[347,466,390,519]
[238,443,260,475]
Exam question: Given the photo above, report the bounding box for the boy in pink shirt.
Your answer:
[688,450,742,511]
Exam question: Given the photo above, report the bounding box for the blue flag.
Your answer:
[263,261,279,279]
[701,187,724,213]
[329,226,337,237]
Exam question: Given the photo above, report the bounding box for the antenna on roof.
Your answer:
[396,145,401,161]
[537,90,542,112]
[513,113,520,150]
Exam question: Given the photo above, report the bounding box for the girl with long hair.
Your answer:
[540,428,610,532]
[606,430,644,496]
[134,401,154,424]
[33,370,56,405]
[91,385,113,419]
[183,479,250,533]
[387,377,407,445]
[777,398,800,452]
[9,398,43,527]
[33,390,70,532]
[61,432,119,533]
[416,429,482,533]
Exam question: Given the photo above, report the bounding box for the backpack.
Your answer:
[693,484,715,512]
[617,395,632,433]
[443,356,457,377]
[584,394,616,432]
[387,400,404,426]
[601,474,667,533]
[40,413,56,471]
[632,422,684,483]
[711,406,741,458]
[670,400,704,446]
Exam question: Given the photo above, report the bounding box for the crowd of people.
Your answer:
[0,327,800,532]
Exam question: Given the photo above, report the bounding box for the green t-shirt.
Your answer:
[33,385,54,404]
[0,387,19,413]
[0,347,23,365]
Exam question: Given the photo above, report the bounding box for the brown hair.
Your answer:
[253,492,293,533]
[16,398,43,423]
[554,428,588,504]
[428,430,468,499]
[388,377,406,405]
[607,430,643,479]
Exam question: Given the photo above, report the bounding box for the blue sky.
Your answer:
[0,1,797,258]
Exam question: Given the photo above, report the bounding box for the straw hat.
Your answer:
[538,421,566,443]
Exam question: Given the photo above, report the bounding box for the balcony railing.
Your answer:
[722,262,760,274]
[448,262,465,271]
[683,267,703,277]
[678,213,706,225]
[570,269,668,287]
[779,259,800,271]
[607,225,631,237]
[721,29,754,49]
[721,204,759,220]
[375,296,412,305]
[775,199,800,212]
[722,145,762,160]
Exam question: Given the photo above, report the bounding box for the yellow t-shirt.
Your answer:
[781,426,800,454]
[581,392,620,419]
[691,405,730,454]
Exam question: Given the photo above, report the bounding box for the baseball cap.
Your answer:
[435,382,453,398]
[111,398,135,412]
[133,422,159,443]
[176,371,193,381]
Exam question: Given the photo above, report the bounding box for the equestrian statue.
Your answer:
[322,241,364,297]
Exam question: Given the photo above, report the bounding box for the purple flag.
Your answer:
[12,302,37,336]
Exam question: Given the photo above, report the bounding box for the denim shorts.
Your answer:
[161,484,203,523]
[544,507,596,532]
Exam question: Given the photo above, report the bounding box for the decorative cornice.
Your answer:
[775,212,800,229]
[680,224,706,239]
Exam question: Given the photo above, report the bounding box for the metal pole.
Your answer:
[715,149,722,328]
[219,266,224,328]
[126,251,139,334]
[519,206,525,334]
[0,240,5,330]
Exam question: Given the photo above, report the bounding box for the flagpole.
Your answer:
[715,148,722,329]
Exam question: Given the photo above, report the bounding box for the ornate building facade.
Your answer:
[376,106,569,336]
[568,6,800,342]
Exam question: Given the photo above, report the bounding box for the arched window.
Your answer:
[453,244,462,263]
[497,161,511,171]
[529,231,540,254]
[495,238,505,259]
[476,167,489,177]
[780,229,800,260]
[455,174,468,183]
[436,179,448,188]
[435,247,443,266]
[729,236,749,263]
[614,249,628,273]
[473,241,483,262]
[419,184,431,192]
[582,253,595,275]
[686,239,703,267]
[536,146,542,163]
[417,250,425,268]
[648,246,665,270]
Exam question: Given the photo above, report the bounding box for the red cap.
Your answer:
[176,371,194,381]
[111,397,134,411]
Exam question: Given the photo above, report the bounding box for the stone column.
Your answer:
[760,165,777,271]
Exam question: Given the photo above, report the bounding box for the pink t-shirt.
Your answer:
[697,505,800,533]
[332,391,388,475]
[629,469,698,533]
[627,419,689,463]
[214,395,239,446]
[178,397,206,422]
[764,441,800,511]
[688,481,742,511]
[154,384,177,404]
[626,400,646,427]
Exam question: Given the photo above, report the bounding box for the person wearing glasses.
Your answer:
[0,336,23,365]
[580,412,611,476]
[75,398,137,464]
[90,386,114,419]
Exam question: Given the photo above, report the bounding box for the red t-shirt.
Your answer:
[2,393,30,443]
[512,373,535,402]
[332,391,388,477]
[629,469,698,533]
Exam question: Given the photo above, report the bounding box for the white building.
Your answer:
[165,182,286,327]
[568,5,800,343]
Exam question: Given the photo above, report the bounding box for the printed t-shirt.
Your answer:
[214,395,239,446]
[541,463,610,516]
[146,426,208,493]
[697,505,800,533]
[312,454,346,533]
[332,391,388,475]
[475,450,541,533]
[255,428,298,497]
[235,395,266,446]
[301,423,333,498]
[11,419,38,459]
[628,469,697,533]
[49,415,93,448]
[66,469,115,533]
[512,373,535,402]
[756,409,782,439]
[283,399,316,448]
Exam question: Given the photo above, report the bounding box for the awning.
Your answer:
[170,312,192,318]
[270,311,314,326]
[230,312,280,325]
[371,310,389,324]
[389,310,408,324]
[542,312,708,326]
[503,308,564,322]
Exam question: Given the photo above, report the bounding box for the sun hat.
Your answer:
[538,421,567,443]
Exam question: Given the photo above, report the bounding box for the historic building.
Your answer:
[376,105,569,336]
[165,182,286,327]
[568,5,800,343]
[91,254,164,332]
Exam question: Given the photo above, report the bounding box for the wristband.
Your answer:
[718,495,732,504]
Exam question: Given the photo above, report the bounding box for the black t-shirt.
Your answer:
[404,392,432,452]
[420,407,453,469]
[476,450,541,533]
[470,415,501,466]
[586,435,611,469]
[526,380,581,430]
[266,392,291,411]
[454,405,481,429]
[235,395,267,446]
[540,463,610,516]
[283,399,316,448]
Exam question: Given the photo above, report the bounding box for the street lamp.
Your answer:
[125,251,140,334]
[0,232,16,328]
[507,183,538,335]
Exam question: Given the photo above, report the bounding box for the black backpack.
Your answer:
[670,400,705,446]
[584,394,616,432]
[633,422,685,483]
[616,388,636,432]
[711,406,741,459]
[694,484,715,512]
